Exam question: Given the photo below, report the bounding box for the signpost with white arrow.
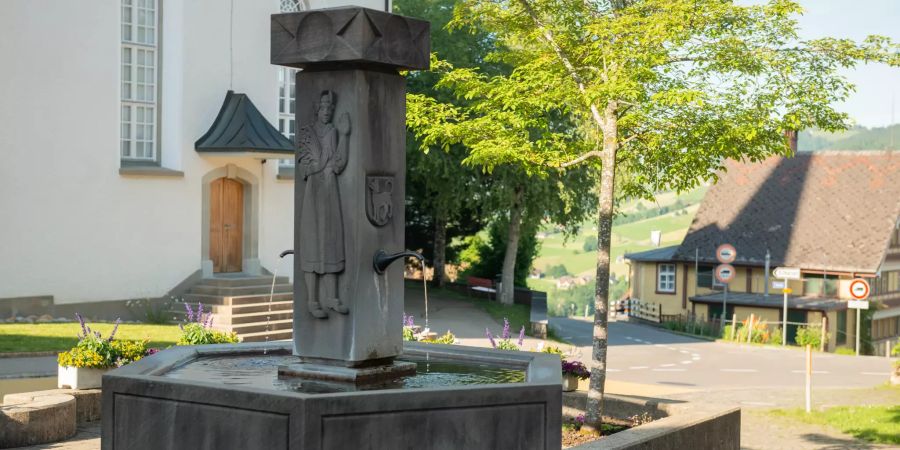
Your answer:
[773,267,801,346]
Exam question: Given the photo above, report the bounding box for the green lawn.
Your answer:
[768,405,900,445]
[0,323,182,354]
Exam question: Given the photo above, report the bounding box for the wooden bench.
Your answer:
[466,276,497,298]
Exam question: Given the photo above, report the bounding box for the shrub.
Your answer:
[545,264,570,278]
[835,346,856,355]
[795,326,827,348]
[892,341,900,357]
[177,303,239,345]
[486,318,524,351]
[561,360,590,380]
[542,345,564,356]
[57,314,150,369]
[422,331,457,345]
[582,236,598,252]
[126,297,173,324]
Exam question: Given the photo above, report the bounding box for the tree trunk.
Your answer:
[582,105,619,435]
[433,213,447,288]
[500,187,525,305]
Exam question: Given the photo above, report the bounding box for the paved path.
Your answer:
[0,356,57,379]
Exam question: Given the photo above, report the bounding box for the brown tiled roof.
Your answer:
[673,151,900,274]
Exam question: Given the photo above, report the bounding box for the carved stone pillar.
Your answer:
[271,7,429,376]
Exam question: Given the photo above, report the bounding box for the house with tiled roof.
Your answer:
[625,151,900,354]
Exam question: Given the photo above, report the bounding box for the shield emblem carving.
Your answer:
[366,176,394,227]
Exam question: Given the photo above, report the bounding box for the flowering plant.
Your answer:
[402,313,456,344]
[561,360,590,380]
[57,313,150,369]
[402,313,417,342]
[177,303,239,345]
[486,318,525,351]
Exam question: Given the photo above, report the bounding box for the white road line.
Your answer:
[625,337,635,340]
[666,346,678,351]
[680,361,693,365]
[720,369,758,373]
[860,372,890,376]
[629,366,649,370]
[660,363,676,367]
[652,368,686,372]
[679,350,690,354]
[607,368,621,372]
[790,370,829,374]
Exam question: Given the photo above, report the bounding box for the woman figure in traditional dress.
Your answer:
[297,90,350,319]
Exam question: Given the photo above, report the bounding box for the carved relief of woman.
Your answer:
[297,90,350,318]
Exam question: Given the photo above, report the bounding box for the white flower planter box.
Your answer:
[562,374,580,392]
[58,365,107,390]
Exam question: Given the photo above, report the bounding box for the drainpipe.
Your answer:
[764,249,770,298]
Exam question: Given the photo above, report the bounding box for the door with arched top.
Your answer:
[210,177,244,273]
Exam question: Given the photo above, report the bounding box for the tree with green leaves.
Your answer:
[408,0,898,434]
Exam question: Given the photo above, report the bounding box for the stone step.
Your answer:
[189,284,293,296]
[215,310,294,326]
[223,318,294,335]
[198,276,289,287]
[240,329,293,343]
[218,301,294,315]
[182,292,293,306]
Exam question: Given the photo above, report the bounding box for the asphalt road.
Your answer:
[550,316,895,392]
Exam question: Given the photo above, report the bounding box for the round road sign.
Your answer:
[849,278,870,300]
[714,264,736,284]
[716,244,737,264]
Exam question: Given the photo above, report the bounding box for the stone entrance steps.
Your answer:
[176,275,294,343]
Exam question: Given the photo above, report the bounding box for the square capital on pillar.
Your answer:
[272,7,430,71]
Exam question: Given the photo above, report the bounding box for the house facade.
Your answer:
[626,152,900,354]
[0,0,390,313]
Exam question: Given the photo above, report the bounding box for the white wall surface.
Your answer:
[0,0,295,303]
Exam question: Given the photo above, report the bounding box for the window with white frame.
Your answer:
[121,0,159,162]
[657,264,676,293]
[278,0,303,168]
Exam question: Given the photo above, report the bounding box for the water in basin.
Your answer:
[162,352,525,394]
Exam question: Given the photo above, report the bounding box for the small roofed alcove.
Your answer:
[195,90,294,159]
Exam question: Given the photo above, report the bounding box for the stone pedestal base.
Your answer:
[278,361,416,384]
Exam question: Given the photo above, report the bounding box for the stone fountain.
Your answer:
[101,7,561,449]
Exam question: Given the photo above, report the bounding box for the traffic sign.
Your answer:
[773,267,801,280]
[715,264,736,284]
[716,244,737,264]
[849,278,870,300]
[772,280,786,290]
[848,300,870,309]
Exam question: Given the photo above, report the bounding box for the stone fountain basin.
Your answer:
[101,341,561,449]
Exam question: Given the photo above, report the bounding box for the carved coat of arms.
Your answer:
[366,176,394,227]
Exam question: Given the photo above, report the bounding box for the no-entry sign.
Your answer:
[849,278,870,300]
[716,244,737,264]
[715,264,736,284]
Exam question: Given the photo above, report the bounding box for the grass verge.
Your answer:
[767,405,900,445]
[0,323,181,354]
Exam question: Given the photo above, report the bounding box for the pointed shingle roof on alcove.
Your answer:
[195,90,294,155]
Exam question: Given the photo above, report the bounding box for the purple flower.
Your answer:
[562,360,590,380]
[75,313,88,338]
[107,318,121,342]
[145,348,159,356]
[486,328,497,348]
[196,303,204,322]
[576,414,585,424]
[184,302,194,322]
[502,318,511,340]
[205,313,214,328]
[517,325,525,346]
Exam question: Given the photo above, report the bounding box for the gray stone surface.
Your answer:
[4,388,101,424]
[101,341,562,450]
[0,392,76,448]
[271,8,429,70]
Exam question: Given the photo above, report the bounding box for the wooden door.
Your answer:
[210,177,244,273]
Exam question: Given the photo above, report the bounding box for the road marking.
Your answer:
[652,368,686,372]
[660,363,676,367]
[720,369,758,373]
[666,346,678,351]
[629,366,649,370]
[625,337,635,341]
[860,372,889,376]
[691,355,701,360]
[680,361,693,365]
[607,368,621,372]
[679,350,690,354]
[790,370,829,374]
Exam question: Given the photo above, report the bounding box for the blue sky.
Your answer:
[795,0,899,127]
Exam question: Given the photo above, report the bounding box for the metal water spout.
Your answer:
[279,250,294,258]
[373,250,424,275]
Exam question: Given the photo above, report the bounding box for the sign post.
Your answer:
[773,267,801,346]
[715,245,737,323]
[848,278,870,357]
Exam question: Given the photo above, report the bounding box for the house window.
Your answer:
[278,0,303,168]
[874,271,900,296]
[278,66,297,168]
[121,0,159,162]
[657,264,676,293]
[696,265,725,289]
[803,274,838,297]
